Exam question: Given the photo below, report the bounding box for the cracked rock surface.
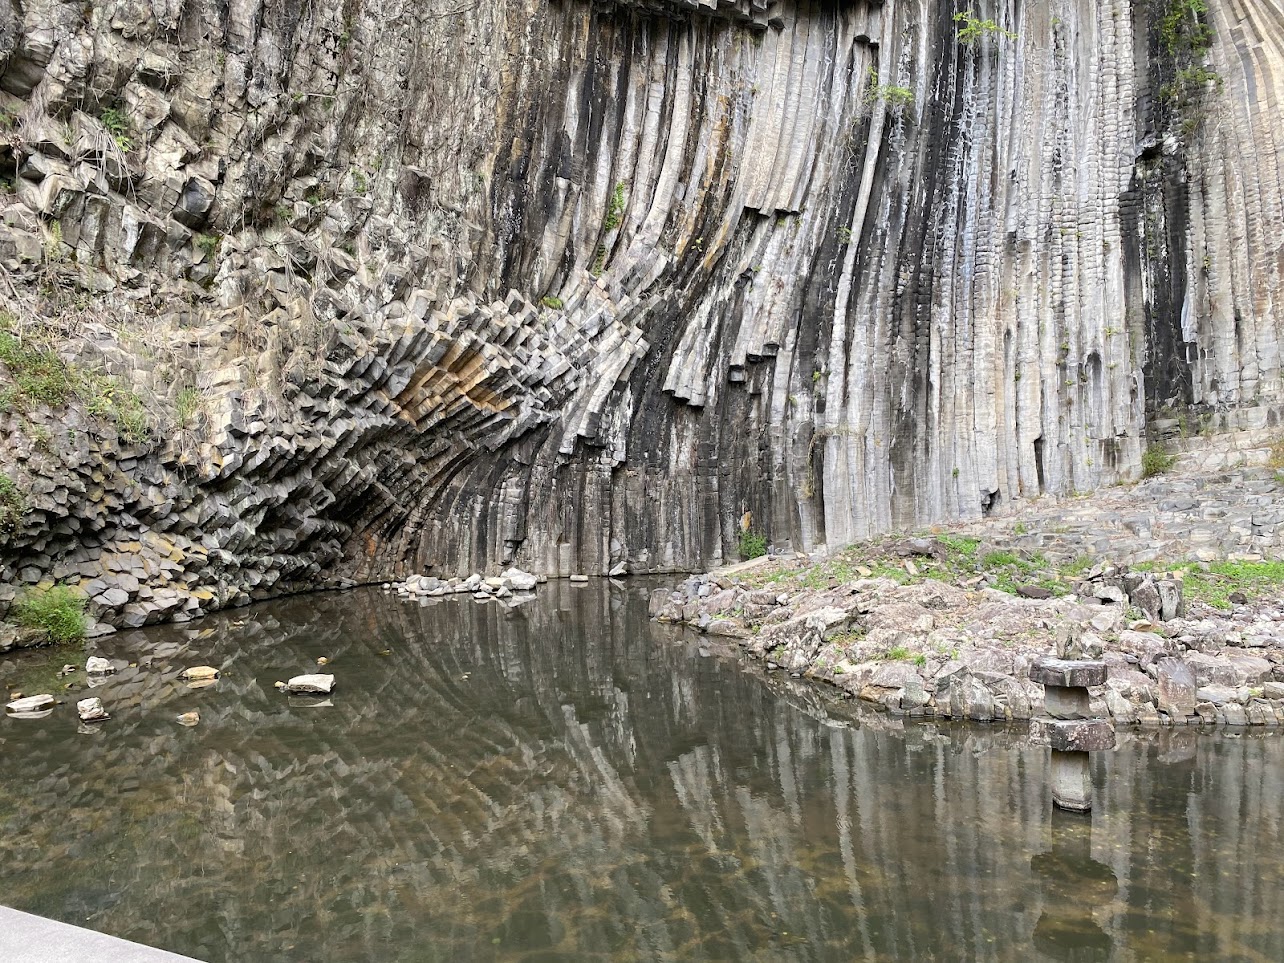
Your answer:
[2,1,1284,625]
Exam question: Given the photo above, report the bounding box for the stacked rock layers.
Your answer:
[1,0,1282,624]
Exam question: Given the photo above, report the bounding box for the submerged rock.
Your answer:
[177,710,200,727]
[502,569,539,591]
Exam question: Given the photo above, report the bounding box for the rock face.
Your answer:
[2,1,1284,619]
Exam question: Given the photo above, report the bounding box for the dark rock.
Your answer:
[1029,718,1116,752]
[1029,658,1108,688]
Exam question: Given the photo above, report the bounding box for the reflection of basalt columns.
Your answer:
[1030,659,1115,812]
[1030,809,1118,961]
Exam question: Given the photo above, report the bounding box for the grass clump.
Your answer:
[937,534,980,559]
[1141,443,1177,478]
[0,473,26,533]
[0,317,151,442]
[540,296,564,310]
[175,385,204,427]
[0,324,78,409]
[738,530,768,561]
[1179,561,1284,610]
[13,585,87,644]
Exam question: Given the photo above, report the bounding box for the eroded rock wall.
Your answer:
[1,0,1282,624]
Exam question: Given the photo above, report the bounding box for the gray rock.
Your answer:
[6,694,55,715]
[1156,658,1198,716]
[76,697,109,722]
[1029,658,1107,688]
[1195,685,1239,706]
[281,674,335,695]
[85,656,115,674]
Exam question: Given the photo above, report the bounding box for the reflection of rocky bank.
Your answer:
[1,586,1284,960]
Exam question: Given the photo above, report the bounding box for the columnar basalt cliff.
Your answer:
[1,0,1282,625]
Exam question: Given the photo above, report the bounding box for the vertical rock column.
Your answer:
[1029,660,1116,812]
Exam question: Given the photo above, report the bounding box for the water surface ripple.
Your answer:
[1,583,1282,961]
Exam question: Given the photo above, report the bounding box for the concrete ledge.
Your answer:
[0,906,204,962]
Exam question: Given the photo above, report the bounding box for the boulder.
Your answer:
[500,570,536,593]
[85,656,115,674]
[1156,658,1197,716]
[77,697,109,722]
[181,666,220,681]
[1029,658,1107,688]
[6,694,55,715]
[281,674,334,695]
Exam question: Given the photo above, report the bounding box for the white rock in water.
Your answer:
[502,568,538,591]
[569,574,590,583]
[177,710,200,727]
[609,562,628,577]
[6,694,55,714]
[85,656,115,674]
[77,697,109,722]
[181,666,220,681]
[283,674,335,694]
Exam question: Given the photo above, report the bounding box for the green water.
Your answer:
[1,582,1282,961]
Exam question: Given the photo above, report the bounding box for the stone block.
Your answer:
[1156,658,1197,716]
[1029,718,1116,752]
[1029,658,1107,688]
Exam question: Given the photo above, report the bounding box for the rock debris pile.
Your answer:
[390,568,543,604]
[652,561,1284,728]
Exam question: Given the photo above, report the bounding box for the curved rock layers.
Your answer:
[1,0,1283,622]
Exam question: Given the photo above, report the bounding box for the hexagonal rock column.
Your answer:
[1030,659,1116,812]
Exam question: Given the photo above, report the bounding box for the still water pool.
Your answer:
[1,582,1282,961]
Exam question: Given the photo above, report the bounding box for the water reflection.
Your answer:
[1030,811,1116,961]
[0,584,1282,961]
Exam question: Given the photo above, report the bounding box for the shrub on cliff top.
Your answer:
[13,585,87,644]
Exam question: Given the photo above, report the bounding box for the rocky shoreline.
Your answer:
[651,547,1284,729]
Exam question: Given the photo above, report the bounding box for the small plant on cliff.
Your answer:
[175,385,204,427]
[195,233,222,259]
[1141,443,1177,478]
[738,530,768,560]
[954,11,1017,45]
[13,585,87,644]
[98,107,134,151]
[0,473,26,534]
[603,183,627,232]
[863,68,915,111]
[540,296,564,310]
[1159,0,1214,54]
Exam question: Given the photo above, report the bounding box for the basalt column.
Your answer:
[1030,659,1116,812]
